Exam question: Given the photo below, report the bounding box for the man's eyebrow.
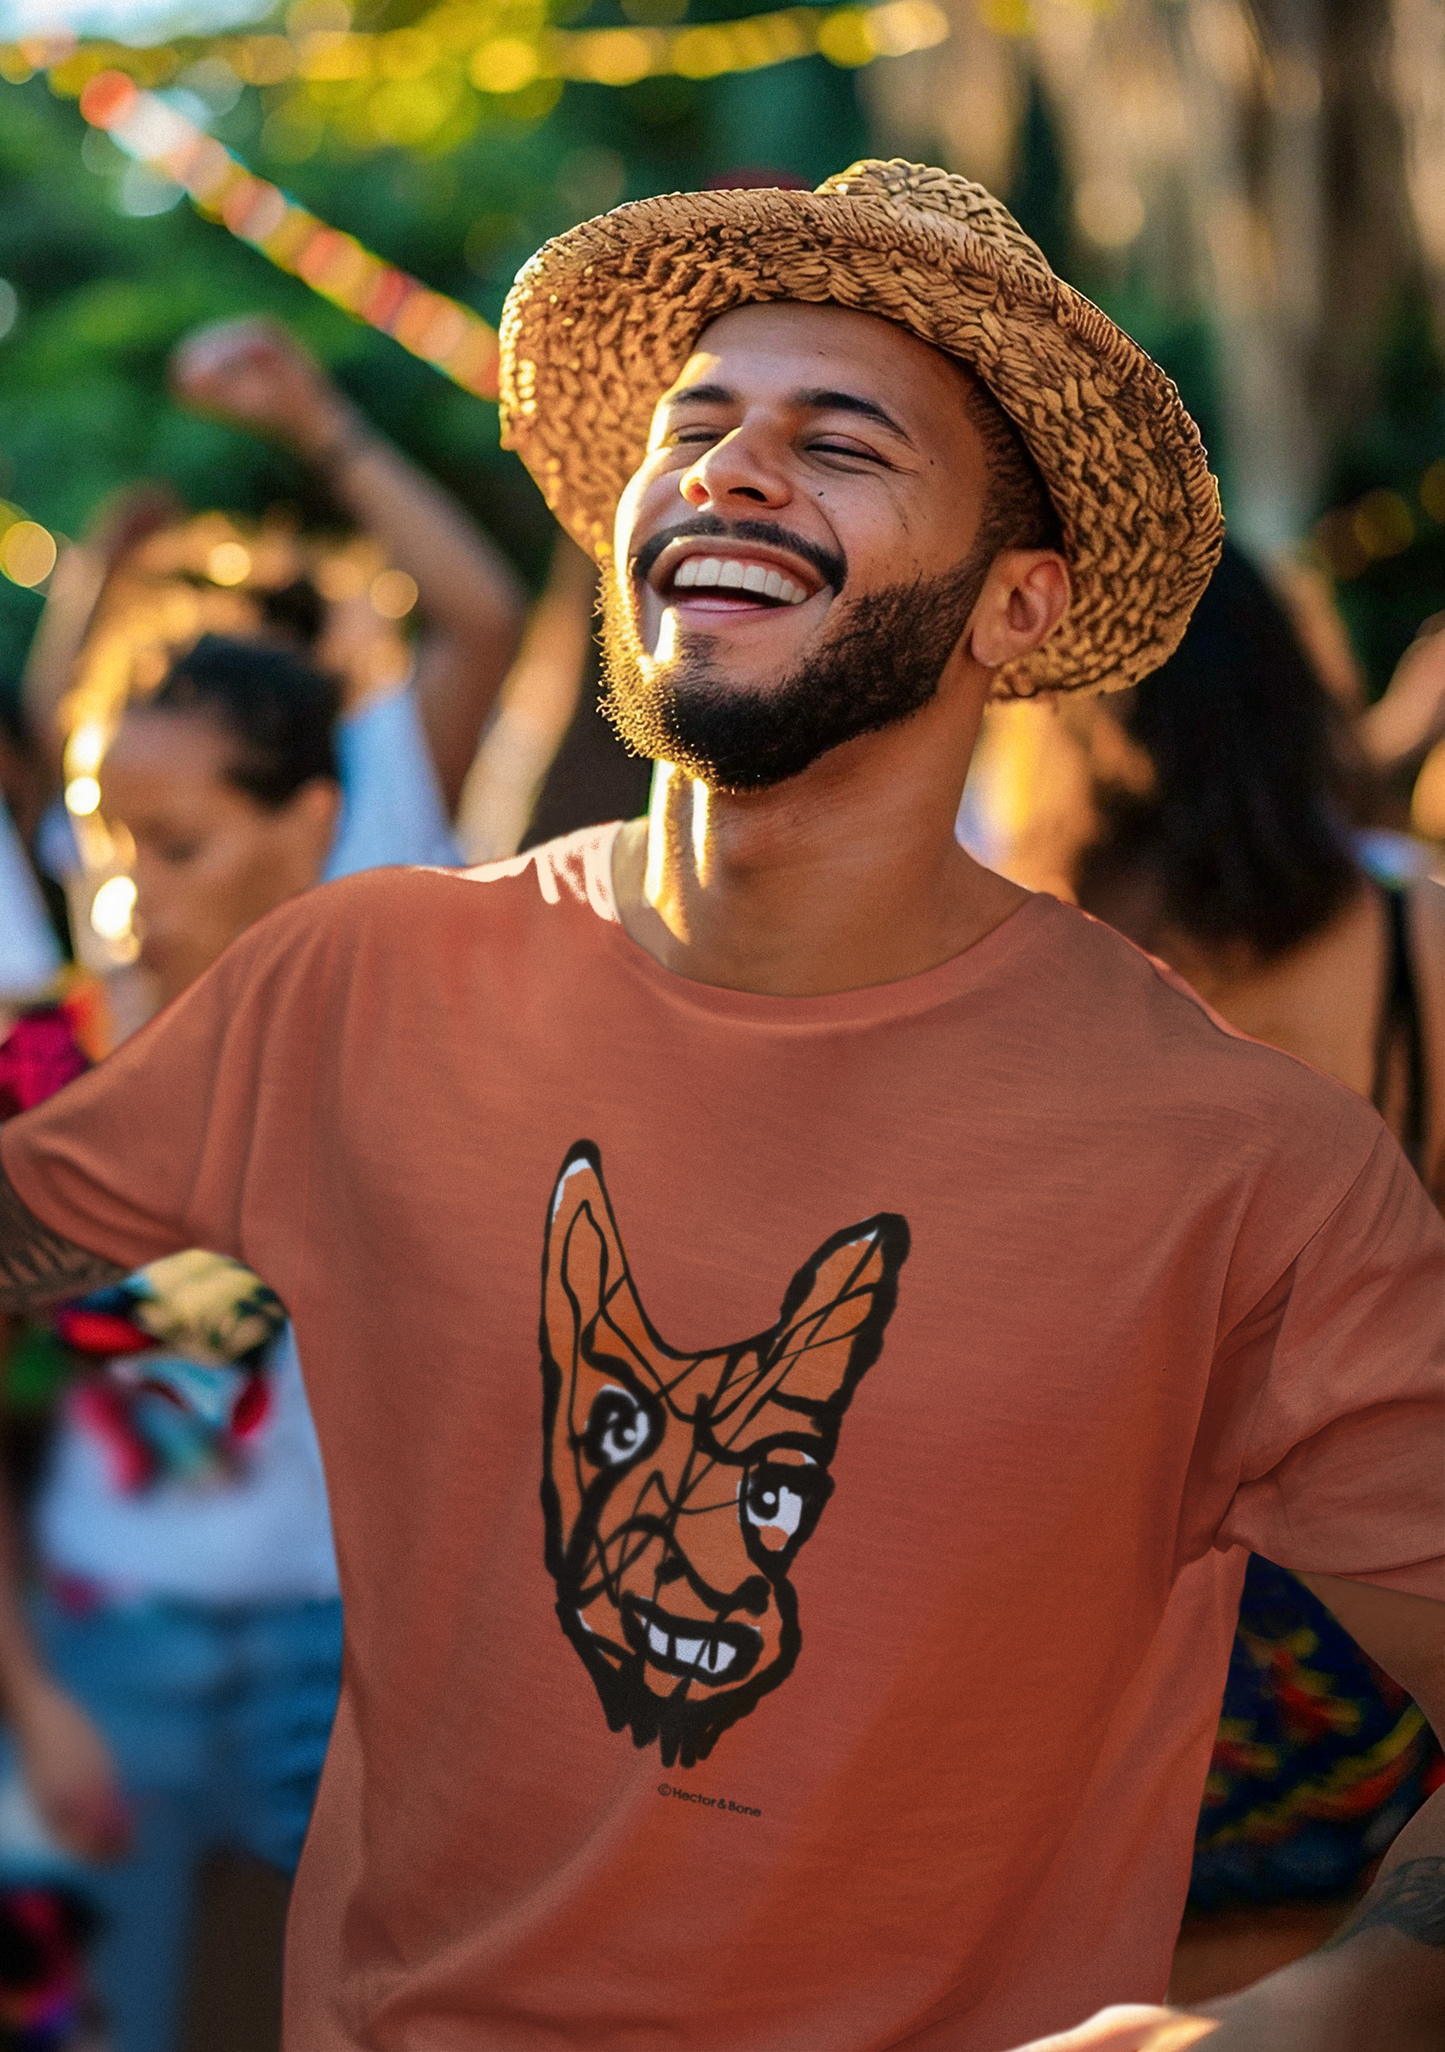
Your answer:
[663,382,734,407]
[793,388,914,442]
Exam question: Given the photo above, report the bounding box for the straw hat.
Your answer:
[498,158,1224,698]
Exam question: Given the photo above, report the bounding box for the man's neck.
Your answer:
[610,696,1031,998]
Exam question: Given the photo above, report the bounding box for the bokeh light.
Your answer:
[0,520,58,587]
[90,873,138,943]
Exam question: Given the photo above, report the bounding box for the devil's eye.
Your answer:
[582,1387,653,1468]
[741,1461,821,1547]
[744,1475,803,1533]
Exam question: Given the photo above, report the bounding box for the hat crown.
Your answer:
[816,158,1054,285]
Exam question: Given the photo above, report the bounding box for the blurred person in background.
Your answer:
[166,316,523,819]
[0,630,437,2052]
[25,316,523,820]
[1056,541,1444,1991]
[23,316,524,1018]
[0,326,525,2051]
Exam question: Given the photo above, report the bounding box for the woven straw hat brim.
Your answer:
[499,168,1224,697]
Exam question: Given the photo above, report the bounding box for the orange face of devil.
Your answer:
[540,1142,908,1769]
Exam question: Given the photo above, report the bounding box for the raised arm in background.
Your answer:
[170,317,526,812]
[455,533,595,864]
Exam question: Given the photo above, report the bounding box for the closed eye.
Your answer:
[809,439,892,467]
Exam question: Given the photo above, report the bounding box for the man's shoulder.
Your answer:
[296,823,623,936]
[1027,893,1389,1186]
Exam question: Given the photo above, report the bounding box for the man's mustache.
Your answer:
[630,515,847,595]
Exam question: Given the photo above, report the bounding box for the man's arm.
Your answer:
[1006,1579,1445,2052]
[0,1163,126,1311]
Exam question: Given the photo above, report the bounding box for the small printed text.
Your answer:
[658,1782,761,1817]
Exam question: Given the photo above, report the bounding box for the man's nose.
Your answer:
[679,421,792,514]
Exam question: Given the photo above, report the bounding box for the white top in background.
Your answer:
[39,683,458,1604]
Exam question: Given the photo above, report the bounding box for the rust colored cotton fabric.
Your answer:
[5,826,1442,2052]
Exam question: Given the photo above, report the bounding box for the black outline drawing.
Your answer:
[539,1140,909,1768]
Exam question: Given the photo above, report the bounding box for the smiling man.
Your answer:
[0,163,1441,2052]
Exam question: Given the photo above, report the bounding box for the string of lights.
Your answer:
[3,0,948,108]
[77,67,502,397]
[2,1,948,402]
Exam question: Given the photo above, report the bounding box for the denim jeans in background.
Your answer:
[17,1590,343,2052]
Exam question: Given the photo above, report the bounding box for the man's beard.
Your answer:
[599,523,998,794]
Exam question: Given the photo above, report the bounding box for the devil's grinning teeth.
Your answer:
[644,1620,737,1675]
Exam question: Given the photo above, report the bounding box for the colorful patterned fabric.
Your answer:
[56,1253,286,1493]
[0,1010,87,1123]
[0,1004,284,1493]
[1190,1554,1445,1908]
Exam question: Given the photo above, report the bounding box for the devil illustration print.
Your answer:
[539,1141,909,1768]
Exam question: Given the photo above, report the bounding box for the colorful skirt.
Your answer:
[1189,1555,1444,1909]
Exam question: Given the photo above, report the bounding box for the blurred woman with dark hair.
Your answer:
[1075,543,1441,1195]
[0,623,473,2052]
[1064,541,1444,1967]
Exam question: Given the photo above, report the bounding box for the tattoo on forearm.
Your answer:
[0,1163,127,1310]
[1324,1859,1445,1951]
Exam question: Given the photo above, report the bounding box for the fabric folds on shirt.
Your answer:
[4,824,1442,2052]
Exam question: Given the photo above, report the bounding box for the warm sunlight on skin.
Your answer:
[612,301,1068,698]
[608,301,1070,995]
[99,711,339,1007]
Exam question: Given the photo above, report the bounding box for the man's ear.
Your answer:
[969,550,1071,670]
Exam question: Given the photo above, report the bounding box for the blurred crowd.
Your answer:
[0,310,1440,2051]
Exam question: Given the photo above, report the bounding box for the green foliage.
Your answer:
[3,1324,74,1413]
[1323,289,1445,696]
[0,35,866,682]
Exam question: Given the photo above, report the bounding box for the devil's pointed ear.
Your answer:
[544,1143,616,1365]
[541,1143,666,1389]
[767,1213,910,1411]
[540,1144,674,1566]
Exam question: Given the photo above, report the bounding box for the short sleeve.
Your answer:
[0,885,348,1305]
[1209,1128,1445,1599]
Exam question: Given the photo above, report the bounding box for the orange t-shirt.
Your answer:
[5,825,1442,2052]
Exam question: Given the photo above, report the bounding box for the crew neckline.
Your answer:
[582,819,1057,1029]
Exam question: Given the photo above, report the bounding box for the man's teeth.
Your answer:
[672,556,808,605]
